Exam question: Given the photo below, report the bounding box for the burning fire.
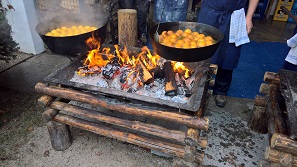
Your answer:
[77,36,192,94]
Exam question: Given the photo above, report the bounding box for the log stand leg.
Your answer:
[47,120,72,151]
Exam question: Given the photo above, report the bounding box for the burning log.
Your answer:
[163,61,177,96]
[139,60,154,84]
[149,66,164,79]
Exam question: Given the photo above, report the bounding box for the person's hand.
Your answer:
[246,18,253,34]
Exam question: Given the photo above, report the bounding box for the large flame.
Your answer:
[78,36,191,80]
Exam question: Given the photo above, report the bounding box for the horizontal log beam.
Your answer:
[50,101,186,144]
[38,95,54,107]
[265,146,297,167]
[35,82,208,130]
[264,71,280,84]
[42,108,59,122]
[271,133,297,156]
[259,83,271,95]
[53,113,194,160]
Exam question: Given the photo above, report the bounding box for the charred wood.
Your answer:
[139,60,154,84]
[149,66,164,79]
[163,61,177,96]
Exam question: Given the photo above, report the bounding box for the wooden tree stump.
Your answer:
[118,9,137,47]
[47,121,72,151]
[248,105,268,134]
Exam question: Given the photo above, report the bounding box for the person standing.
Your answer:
[197,0,259,107]
[119,0,150,45]
[282,32,297,71]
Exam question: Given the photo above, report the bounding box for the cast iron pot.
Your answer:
[36,13,108,55]
[149,22,224,62]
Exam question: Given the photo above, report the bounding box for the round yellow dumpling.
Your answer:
[56,28,61,33]
[184,28,192,34]
[45,32,53,36]
[51,29,58,34]
[90,26,97,30]
[61,26,67,30]
[78,25,84,29]
[71,26,78,29]
[85,26,90,29]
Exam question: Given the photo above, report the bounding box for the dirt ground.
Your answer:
[0,88,176,167]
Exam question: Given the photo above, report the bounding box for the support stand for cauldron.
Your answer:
[35,53,214,166]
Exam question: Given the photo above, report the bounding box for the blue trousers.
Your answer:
[213,67,233,95]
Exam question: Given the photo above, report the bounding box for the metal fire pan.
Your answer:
[44,45,209,112]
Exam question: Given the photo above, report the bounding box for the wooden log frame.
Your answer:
[35,83,209,130]
[271,133,297,156]
[36,80,210,165]
[265,146,297,167]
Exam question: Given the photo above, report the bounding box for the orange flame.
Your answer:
[172,62,191,78]
[78,36,191,79]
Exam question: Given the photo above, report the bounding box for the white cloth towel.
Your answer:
[229,8,250,47]
[285,33,297,65]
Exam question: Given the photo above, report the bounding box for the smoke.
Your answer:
[35,0,109,34]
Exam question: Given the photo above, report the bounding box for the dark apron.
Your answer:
[198,0,248,70]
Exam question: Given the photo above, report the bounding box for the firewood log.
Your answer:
[265,146,297,167]
[271,133,297,156]
[139,60,154,84]
[118,9,137,47]
[264,71,280,84]
[163,61,177,96]
[38,95,54,107]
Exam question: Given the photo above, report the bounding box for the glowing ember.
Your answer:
[75,36,194,98]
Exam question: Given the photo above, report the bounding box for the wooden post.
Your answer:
[248,105,268,134]
[118,9,137,47]
[248,95,268,134]
[47,121,72,151]
[271,133,297,156]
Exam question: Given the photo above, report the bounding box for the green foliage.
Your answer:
[0,12,19,62]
